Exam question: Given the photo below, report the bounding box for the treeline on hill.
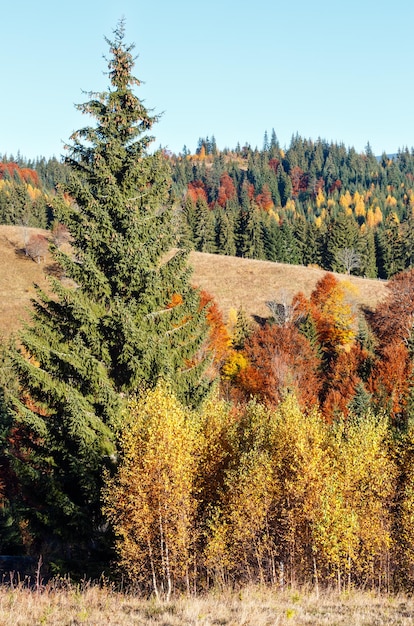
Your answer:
[3,131,414,281]
[169,135,414,279]
[3,21,414,597]
[0,157,70,227]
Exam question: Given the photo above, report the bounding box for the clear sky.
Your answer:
[2,0,414,161]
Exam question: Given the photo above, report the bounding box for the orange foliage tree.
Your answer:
[310,273,357,359]
[217,172,236,207]
[187,180,208,204]
[368,269,414,424]
[256,184,274,212]
[199,291,231,375]
[294,275,367,420]
[0,162,40,186]
[236,323,321,408]
[321,343,369,421]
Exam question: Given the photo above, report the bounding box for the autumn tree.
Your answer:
[204,404,275,585]
[316,412,396,589]
[236,322,321,408]
[207,395,331,586]
[270,396,331,585]
[370,269,414,346]
[25,233,48,263]
[103,383,198,598]
[368,269,414,425]
[216,172,236,207]
[310,273,357,365]
[321,343,369,422]
[199,290,231,376]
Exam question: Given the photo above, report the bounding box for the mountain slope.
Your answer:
[0,225,388,338]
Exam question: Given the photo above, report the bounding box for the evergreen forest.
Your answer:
[5,129,414,280]
[2,22,414,596]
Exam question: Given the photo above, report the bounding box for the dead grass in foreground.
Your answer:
[0,584,413,625]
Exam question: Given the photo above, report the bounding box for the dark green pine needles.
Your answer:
[8,21,213,571]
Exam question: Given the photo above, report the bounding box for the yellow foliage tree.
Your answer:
[339,190,352,210]
[316,188,326,209]
[210,447,275,584]
[196,396,240,587]
[220,351,248,379]
[366,207,376,228]
[354,193,366,218]
[314,412,396,590]
[310,273,357,357]
[386,194,398,208]
[270,395,331,586]
[394,424,414,590]
[102,383,198,599]
[202,399,278,586]
[374,205,383,225]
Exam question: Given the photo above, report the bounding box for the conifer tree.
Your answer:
[193,197,216,253]
[215,209,236,256]
[7,22,212,569]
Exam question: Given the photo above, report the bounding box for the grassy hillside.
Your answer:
[0,225,388,338]
[189,250,388,321]
[0,225,53,338]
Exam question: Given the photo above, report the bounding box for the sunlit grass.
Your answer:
[0,581,413,625]
[0,225,388,340]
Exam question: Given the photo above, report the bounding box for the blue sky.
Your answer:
[2,0,414,161]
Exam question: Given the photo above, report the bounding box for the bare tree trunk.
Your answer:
[313,557,319,599]
[148,539,160,601]
[279,561,285,591]
[164,539,172,602]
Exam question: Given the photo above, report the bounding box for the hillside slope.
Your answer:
[189,250,388,320]
[0,225,388,338]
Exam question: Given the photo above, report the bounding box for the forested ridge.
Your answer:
[2,22,414,596]
[3,131,414,280]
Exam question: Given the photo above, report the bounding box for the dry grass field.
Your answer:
[0,225,53,338]
[0,583,413,625]
[0,224,389,339]
[189,251,389,321]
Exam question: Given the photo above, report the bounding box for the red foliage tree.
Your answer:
[371,269,414,346]
[290,166,308,197]
[236,323,321,408]
[328,179,342,195]
[268,158,280,173]
[217,172,236,207]
[187,180,208,204]
[368,341,413,422]
[256,184,274,212]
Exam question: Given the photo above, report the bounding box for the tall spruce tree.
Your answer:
[7,22,212,570]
